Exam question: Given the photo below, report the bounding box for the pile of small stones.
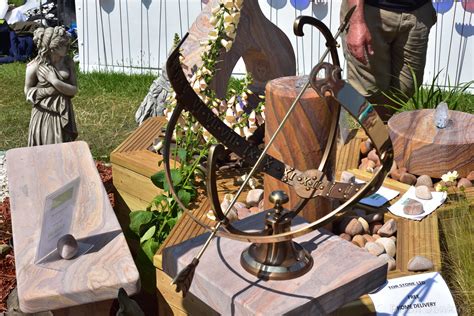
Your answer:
[208,188,265,222]
[359,139,474,196]
[0,152,8,203]
[336,210,397,272]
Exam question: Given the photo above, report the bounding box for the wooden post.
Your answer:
[264,76,337,223]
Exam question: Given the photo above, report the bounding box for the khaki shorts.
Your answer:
[340,1,437,120]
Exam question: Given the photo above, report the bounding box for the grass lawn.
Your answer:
[0,62,154,159]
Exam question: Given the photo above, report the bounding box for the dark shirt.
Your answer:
[365,0,430,12]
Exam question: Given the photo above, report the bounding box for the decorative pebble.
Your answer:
[360,139,373,155]
[376,237,396,258]
[390,236,397,243]
[249,206,260,214]
[467,171,474,182]
[372,234,381,240]
[415,175,433,188]
[457,178,472,189]
[369,222,383,235]
[403,199,424,215]
[341,171,356,184]
[407,256,434,272]
[339,233,352,241]
[246,189,264,207]
[400,172,417,185]
[236,207,252,220]
[364,212,383,224]
[359,158,376,173]
[390,167,407,181]
[357,217,370,233]
[57,234,78,260]
[365,242,385,256]
[415,185,433,200]
[340,217,364,236]
[363,234,375,243]
[367,149,381,166]
[352,235,366,248]
[206,210,216,221]
[378,219,397,237]
[378,254,396,271]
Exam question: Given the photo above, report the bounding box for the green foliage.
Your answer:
[383,68,474,114]
[439,200,474,315]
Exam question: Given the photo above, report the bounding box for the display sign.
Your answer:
[369,272,457,315]
[35,177,80,264]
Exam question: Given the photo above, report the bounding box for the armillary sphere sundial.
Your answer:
[162,6,393,297]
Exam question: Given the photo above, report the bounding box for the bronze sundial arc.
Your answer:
[163,15,393,244]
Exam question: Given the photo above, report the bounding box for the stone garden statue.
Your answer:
[24,26,78,146]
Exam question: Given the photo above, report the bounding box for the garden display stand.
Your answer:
[388,109,474,178]
[6,141,140,314]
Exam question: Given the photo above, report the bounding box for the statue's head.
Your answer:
[33,26,70,64]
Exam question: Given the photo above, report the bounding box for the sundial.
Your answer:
[161,3,394,314]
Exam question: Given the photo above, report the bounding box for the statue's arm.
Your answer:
[24,62,57,103]
[39,58,78,97]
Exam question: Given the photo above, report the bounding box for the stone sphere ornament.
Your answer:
[57,234,79,260]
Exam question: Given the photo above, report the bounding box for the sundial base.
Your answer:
[163,213,388,315]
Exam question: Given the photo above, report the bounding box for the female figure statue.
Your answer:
[24,26,78,146]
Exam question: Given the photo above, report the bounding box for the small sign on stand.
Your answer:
[35,177,93,270]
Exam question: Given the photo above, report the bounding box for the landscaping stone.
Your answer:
[357,217,369,233]
[403,199,424,215]
[376,237,396,257]
[400,172,417,185]
[369,222,383,234]
[360,139,373,155]
[246,189,264,207]
[390,236,397,243]
[359,158,376,173]
[407,256,434,272]
[415,175,433,188]
[340,171,356,184]
[378,254,396,271]
[378,219,397,237]
[467,171,474,182]
[372,234,381,240]
[363,234,375,243]
[340,217,364,236]
[457,178,472,189]
[365,242,385,256]
[415,185,432,200]
[363,212,383,224]
[367,149,381,166]
[390,167,407,181]
[339,233,352,241]
[352,235,366,248]
[249,206,260,214]
[236,207,252,219]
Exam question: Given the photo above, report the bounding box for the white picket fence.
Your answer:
[76,0,473,88]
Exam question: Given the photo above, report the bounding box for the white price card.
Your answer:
[35,177,80,264]
[369,272,457,315]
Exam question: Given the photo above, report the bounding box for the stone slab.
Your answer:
[6,141,140,313]
[163,213,387,315]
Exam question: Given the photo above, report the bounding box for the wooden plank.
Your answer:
[162,213,387,315]
[6,141,140,313]
[113,117,166,154]
[336,129,365,177]
[111,150,164,179]
[112,163,163,204]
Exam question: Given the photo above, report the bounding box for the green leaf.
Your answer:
[140,225,156,243]
[129,211,153,236]
[151,170,166,189]
[178,189,192,207]
[177,148,187,162]
[142,238,160,262]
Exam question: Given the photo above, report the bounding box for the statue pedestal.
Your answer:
[162,213,387,315]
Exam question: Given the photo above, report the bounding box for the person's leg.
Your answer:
[391,2,437,101]
[341,1,401,121]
